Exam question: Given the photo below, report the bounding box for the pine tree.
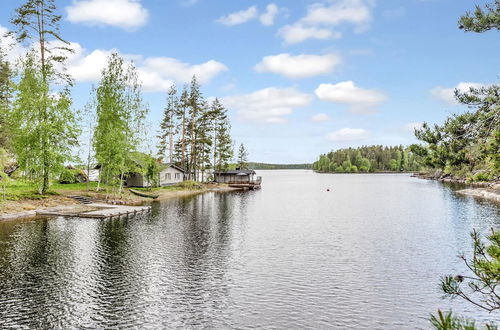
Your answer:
[0,47,12,151]
[9,0,76,193]
[158,85,178,163]
[459,1,500,32]
[237,143,249,170]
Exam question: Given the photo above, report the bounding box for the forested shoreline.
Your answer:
[313,145,421,173]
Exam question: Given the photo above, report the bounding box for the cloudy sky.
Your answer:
[0,0,498,163]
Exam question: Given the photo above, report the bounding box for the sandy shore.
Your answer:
[0,184,240,222]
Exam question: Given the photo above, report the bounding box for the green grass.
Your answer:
[0,179,207,201]
[50,182,100,191]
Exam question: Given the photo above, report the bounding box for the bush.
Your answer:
[59,167,87,184]
[175,180,202,190]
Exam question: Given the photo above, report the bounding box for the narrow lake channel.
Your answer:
[0,171,499,329]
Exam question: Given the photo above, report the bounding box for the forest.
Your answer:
[0,0,242,197]
[313,146,421,173]
[248,162,312,170]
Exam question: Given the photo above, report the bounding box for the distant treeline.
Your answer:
[313,145,421,173]
[248,162,312,170]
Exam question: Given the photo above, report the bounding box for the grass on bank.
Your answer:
[0,179,206,201]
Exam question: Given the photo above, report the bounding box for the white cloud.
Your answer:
[141,57,228,85]
[311,113,330,122]
[326,128,369,142]
[0,25,25,63]
[255,53,341,78]
[278,23,339,44]
[63,43,227,92]
[66,0,149,30]
[431,82,485,105]
[223,87,313,123]
[315,81,387,114]
[260,3,280,26]
[217,6,258,26]
[278,0,374,44]
[302,0,372,28]
[404,122,423,132]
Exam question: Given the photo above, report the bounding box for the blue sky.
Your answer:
[0,0,498,163]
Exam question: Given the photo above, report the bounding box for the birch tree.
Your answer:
[93,53,147,195]
[9,0,76,193]
[10,51,78,193]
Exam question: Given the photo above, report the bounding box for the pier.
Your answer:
[36,203,151,219]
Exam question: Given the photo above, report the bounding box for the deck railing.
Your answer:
[227,176,262,185]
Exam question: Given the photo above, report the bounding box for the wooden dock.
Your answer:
[36,203,151,219]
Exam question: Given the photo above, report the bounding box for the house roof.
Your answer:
[214,170,256,175]
[164,164,186,173]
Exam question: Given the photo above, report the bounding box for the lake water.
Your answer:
[0,171,499,329]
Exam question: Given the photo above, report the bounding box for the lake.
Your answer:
[0,171,498,329]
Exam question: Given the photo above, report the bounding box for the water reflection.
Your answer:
[0,172,498,329]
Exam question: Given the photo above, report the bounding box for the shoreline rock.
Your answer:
[412,172,500,204]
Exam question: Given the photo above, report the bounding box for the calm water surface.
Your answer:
[0,171,499,329]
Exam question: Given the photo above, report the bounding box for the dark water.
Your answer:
[0,171,499,329]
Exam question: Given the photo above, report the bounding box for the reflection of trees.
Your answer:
[171,191,240,327]
[0,190,251,328]
[0,218,72,328]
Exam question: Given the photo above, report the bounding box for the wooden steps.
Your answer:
[67,195,93,204]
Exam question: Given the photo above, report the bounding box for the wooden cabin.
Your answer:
[158,164,185,186]
[126,164,185,188]
[214,170,262,189]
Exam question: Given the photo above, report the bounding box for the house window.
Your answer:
[175,173,180,180]
[165,173,171,180]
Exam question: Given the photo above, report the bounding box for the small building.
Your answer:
[126,164,185,188]
[159,164,185,186]
[214,170,262,189]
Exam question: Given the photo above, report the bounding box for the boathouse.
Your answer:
[214,169,262,189]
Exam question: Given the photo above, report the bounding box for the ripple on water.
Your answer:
[0,172,499,329]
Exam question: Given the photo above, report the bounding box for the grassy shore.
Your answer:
[0,180,235,215]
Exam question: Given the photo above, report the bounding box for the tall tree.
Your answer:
[459,0,500,32]
[0,47,13,151]
[9,0,76,193]
[9,0,73,83]
[237,143,249,170]
[157,85,178,163]
[10,52,78,193]
[93,53,147,195]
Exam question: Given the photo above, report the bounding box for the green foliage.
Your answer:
[313,145,421,173]
[175,180,202,190]
[9,0,73,83]
[0,48,13,151]
[237,143,249,170]
[414,85,499,180]
[159,78,234,182]
[430,229,499,329]
[10,52,78,194]
[59,167,81,184]
[247,162,312,170]
[93,53,148,194]
[459,1,500,33]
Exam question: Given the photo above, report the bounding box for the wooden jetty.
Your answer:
[36,203,151,219]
